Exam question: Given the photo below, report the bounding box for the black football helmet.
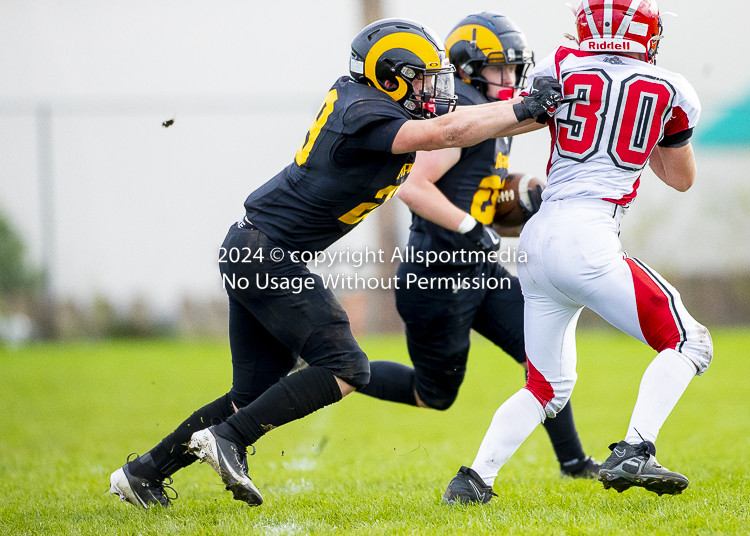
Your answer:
[445,13,534,100]
[350,18,457,119]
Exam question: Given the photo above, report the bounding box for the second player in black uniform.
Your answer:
[108,17,563,508]
[358,14,600,491]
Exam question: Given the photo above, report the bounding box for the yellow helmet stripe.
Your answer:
[445,24,504,58]
[365,32,441,101]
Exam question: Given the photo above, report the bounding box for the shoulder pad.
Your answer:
[339,79,410,134]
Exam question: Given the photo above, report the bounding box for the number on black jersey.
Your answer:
[295,89,338,166]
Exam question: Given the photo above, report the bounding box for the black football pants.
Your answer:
[394,261,525,409]
[221,221,370,408]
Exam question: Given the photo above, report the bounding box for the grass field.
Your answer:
[1,328,749,535]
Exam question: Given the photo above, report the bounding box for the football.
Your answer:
[493,173,546,227]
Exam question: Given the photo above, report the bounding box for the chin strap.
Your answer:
[495,87,515,101]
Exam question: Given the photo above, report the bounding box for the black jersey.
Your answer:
[244,76,413,253]
[406,80,511,265]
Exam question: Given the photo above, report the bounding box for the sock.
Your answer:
[542,400,587,471]
[132,393,235,479]
[357,361,417,406]
[214,366,342,449]
[471,388,545,487]
[624,349,696,444]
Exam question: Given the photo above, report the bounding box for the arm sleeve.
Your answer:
[658,127,693,148]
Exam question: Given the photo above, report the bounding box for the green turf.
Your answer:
[1,329,749,535]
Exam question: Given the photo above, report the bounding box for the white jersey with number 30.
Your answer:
[526,47,700,205]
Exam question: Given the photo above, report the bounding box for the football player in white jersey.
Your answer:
[443,0,713,503]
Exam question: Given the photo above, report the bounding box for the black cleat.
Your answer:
[188,427,263,506]
[442,466,497,505]
[599,440,689,496]
[109,454,177,508]
[561,456,602,479]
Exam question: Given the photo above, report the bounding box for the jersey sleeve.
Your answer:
[339,116,408,155]
[664,73,701,137]
[341,98,410,136]
[329,98,410,158]
[521,49,559,96]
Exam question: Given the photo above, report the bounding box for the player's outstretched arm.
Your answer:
[396,147,465,230]
[649,143,696,192]
[391,77,561,154]
[494,113,549,137]
[392,100,522,154]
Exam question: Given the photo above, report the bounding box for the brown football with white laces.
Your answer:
[493,173,546,227]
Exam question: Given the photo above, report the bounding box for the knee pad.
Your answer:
[681,324,713,375]
[541,391,573,419]
[525,362,575,419]
[327,349,370,389]
[300,320,371,389]
[231,385,261,409]
[416,386,459,411]
[412,368,463,411]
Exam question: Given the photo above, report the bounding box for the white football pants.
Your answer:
[518,198,713,418]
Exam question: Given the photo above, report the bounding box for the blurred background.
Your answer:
[1,0,748,342]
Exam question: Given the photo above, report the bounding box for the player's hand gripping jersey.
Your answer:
[527,47,700,205]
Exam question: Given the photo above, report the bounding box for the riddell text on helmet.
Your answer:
[583,41,632,51]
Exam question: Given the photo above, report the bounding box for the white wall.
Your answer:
[0,0,747,315]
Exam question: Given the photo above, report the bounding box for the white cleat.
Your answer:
[108,457,175,508]
[188,427,263,506]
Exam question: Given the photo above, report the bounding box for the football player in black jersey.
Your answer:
[357,14,600,499]
[108,17,562,508]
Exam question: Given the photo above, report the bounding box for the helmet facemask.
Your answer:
[647,17,664,64]
[394,63,457,118]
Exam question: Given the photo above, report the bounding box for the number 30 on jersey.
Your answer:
[556,69,675,171]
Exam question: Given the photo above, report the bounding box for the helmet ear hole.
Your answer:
[375,59,399,89]
[381,79,398,90]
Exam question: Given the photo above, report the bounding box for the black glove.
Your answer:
[520,184,544,219]
[513,76,562,122]
[464,220,501,252]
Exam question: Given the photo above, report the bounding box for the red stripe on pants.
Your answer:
[625,258,681,352]
[525,358,555,408]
